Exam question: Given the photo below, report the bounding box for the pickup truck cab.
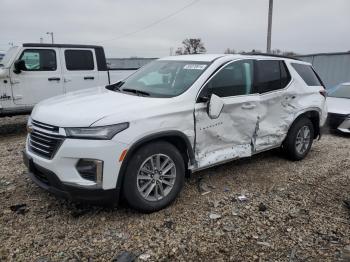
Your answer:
[0,43,134,116]
[23,54,328,213]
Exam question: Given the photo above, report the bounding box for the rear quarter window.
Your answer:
[291,63,322,86]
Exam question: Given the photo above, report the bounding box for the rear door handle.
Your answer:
[48,77,60,81]
[84,76,95,80]
[241,103,256,110]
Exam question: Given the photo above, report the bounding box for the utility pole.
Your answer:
[46,32,54,44]
[266,0,273,53]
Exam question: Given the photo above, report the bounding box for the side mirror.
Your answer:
[13,60,26,74]
[207,94,224,119]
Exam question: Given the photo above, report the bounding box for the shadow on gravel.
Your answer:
[329,130,350,138]
[322,126,350,138]
[0,116,28,137]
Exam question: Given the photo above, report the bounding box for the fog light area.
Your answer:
[76,159,103,184]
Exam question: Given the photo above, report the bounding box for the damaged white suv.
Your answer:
[23,54,327,212]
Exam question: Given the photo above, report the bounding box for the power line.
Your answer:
[97,0,200,44]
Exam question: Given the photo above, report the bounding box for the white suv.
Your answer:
[23,54,327,212]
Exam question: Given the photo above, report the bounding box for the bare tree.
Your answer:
[224,48,236,54]
[271,49,281,55]
[271,49,299,56]
[175,38,206,55]
[281,51,299,57]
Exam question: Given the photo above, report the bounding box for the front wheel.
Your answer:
[282,117,314,161]
[122,141,185,213]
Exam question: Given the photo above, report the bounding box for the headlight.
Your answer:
[65,122,129,140]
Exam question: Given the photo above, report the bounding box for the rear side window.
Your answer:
[255,60,291,93]
[19,49,57,71]
[65,50,94,70]
[291,63,322,86]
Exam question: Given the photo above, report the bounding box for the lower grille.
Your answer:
[33,166,50,185]
[29,129,64,159]
[327,113,347,129]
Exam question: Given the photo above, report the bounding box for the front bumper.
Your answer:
[26,135,129,190]
[327,113,350,133]
[23,151,118,205]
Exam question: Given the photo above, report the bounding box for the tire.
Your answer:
[282,117,314,161]
[122,141,185,213]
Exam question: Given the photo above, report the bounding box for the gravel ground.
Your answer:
[0,115,350,261]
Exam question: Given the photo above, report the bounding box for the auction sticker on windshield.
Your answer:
[184,64,207,70]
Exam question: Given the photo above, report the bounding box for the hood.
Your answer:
[327,97,350,115]
[31,86,172,127]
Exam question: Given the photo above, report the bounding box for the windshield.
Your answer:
[328,84,350,99]
[0,46,18,67]
[110,60,210,98]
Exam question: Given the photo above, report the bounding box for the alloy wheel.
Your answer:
[295,125,311,155]
[136,154,176,202]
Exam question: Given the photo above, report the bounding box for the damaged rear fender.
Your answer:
[286,109,322,140]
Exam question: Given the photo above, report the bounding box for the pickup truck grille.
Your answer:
[29,121,64,159]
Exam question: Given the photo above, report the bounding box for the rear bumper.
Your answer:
[23,151,118,205]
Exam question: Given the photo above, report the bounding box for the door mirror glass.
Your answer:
[207,94,224,119]
[13,59,26,74]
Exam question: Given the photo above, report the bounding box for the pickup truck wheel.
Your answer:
[283,117,314,161]
[122,141,185,213]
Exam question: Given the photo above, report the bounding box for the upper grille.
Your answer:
[32,120,59,133]
[29,121,64,159]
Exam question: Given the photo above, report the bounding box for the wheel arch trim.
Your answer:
[289,108,322,139]
[115,130,195,203]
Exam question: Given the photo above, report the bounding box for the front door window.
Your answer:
[19,49,57,71]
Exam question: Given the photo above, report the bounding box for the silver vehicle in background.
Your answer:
[327,82,350,133]
[0,51,5,61]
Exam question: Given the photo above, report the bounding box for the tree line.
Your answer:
[175,38,299,56]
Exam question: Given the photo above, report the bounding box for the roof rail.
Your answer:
[23,43,103,49]
[244,52,301,61]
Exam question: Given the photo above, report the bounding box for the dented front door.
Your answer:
[194,59,260,168]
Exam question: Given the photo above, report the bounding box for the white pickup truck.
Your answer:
[0,43,136,116]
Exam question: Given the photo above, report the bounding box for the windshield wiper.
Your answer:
[121,88,150,97]
[106,81,124,91]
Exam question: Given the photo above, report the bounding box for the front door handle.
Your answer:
[241,103,256,110]
[48,77,60,81]
[84,76,95,80]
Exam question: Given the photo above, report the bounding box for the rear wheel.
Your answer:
[122,141,185,213]
[282,117,314,161]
